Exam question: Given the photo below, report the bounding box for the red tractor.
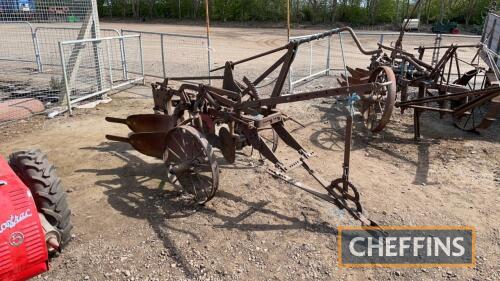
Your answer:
[0,150,72,281]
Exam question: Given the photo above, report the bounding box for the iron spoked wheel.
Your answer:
[452,98,492,131]
[360,66,396,133]
[163,126,219,204]
[327,178,362,214]
[258,127,279,153]
[452,76,494,131]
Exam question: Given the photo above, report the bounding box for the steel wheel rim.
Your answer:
[362,66,396,133]
[452,75,495,131]
[164,126,219,204]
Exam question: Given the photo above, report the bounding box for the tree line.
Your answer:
[98,0,497,26]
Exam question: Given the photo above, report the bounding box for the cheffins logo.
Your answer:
[338,226,475,268]
[0,209,32,234]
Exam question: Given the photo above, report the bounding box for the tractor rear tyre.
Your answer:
[8,149,72,249]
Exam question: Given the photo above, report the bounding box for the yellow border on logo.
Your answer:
[337,226,476,268]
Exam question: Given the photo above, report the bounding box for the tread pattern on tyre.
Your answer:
[8,149,72,247]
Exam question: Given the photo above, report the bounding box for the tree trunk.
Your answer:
[395,0,400,27]
[425,0,431,24]
[369,0,378,26]
[178,0,182,19]
[295,0,300,22]
[465,0,477,25]
[330,0,337,23]
[440,0,445,23]
[148,0,154,18]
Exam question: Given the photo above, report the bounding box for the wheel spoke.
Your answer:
[172,134,187,156]
[164,126,219,204]
[471,108,476,127]
[189,174,199,200]
[167,147,181,162]
[463,114,471,129]
[195,173,210,199]
[194,163,213,173]
[377,101,383,113]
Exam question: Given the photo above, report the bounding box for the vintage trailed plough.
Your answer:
[105,27,395,226]
[341,5,500,139]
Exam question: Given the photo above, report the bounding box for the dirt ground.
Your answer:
[1,24,499,281]
[100,21,482,78]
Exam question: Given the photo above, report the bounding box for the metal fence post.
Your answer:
[326,35,331,75]
[207,35,212,85]
[379,34,384,45]
[106,41,114,89]
[161,34,166,79]
[431,33,442,66]
[31,27,43,72]
[58,42,73,115]
[119,30,128,80]
[309,42,313,76]
[139,34,145,85]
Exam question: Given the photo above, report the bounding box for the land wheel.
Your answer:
[163,126,219,204]
[452,99,493,131]
[452,75,496,131]
[8,149,72,250]
[360,66,397,133]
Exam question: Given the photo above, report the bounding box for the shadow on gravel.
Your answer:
[77,141,339,278]
[303,101,500,186]
[202,190,338,235]
[79,141,199,278]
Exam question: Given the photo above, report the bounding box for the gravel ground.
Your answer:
[0,23,498,281]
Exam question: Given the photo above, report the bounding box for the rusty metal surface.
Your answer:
[164,125,219,204]
[105,30,397,227]
[105,115,175,133]
[341,33,499,139]
[361,66,397,133]
[337,0,498,138]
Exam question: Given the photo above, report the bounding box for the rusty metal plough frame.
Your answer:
[105,27,396,226]
[342,3,500,139]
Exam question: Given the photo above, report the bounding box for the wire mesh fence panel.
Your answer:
[121,36,144,83]
[331,33,380,72]
[481,12,500,79]
[288,31,483,93]
[122,30,163,79]
[210,35,291,97]
[0,0,102,124]
[34,26,120,71]
[292,38,329,79]
[0,1,99,74]
[59,35,143,110]
[0,22,37,70]
[163,34,209,78]
[0,0,94,23]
